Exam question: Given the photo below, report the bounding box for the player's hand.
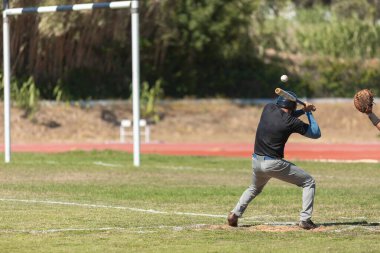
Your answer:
[303,102,316,112]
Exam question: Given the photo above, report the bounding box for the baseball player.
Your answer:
[227,91,321,230]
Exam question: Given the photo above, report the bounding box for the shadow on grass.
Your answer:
[320,221,379,227]
[239,221,379,228]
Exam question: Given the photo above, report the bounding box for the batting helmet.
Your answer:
[276,91,297,110]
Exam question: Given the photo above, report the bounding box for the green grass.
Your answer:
[0,151,379,252]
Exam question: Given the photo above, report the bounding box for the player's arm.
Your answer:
[368,112,380,131]
[293,109,305,118]
[293,102,316,118]
[303,103,321,139]
[304,112,321,139]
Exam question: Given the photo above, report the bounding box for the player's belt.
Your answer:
[252,153,277,161]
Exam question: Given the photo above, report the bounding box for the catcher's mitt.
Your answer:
[354,89,374,114]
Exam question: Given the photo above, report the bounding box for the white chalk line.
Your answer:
[0,198,296,220]
[0,224,211,235]
[0,198,225,218]
[93,161,122,167]
[157,165,195,171]
[1,198,378,233]
[1,223,378,235]
[156,165,227,172]
[0,227,126,234]
[12,160,122,167]
[308,159,379,164]
[0,198,376,221]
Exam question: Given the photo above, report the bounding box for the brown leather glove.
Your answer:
[354,89,374,114]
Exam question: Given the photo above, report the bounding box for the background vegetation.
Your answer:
[1,0,380,100]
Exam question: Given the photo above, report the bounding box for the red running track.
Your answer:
[0,142,379,161]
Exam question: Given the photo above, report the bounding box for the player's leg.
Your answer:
[264,160,316,227]
[228,159,270,226]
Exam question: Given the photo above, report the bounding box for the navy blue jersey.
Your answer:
[254,103,309,158]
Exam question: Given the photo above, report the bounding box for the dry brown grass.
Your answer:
[0,99,379,144]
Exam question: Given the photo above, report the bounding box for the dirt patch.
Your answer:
[200,224,331,232]
[1,99,379,144]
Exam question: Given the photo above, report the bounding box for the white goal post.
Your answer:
[2,0,141,166]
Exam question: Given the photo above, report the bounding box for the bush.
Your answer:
[140,79,164,123]
[0,75,41,117]
[298,58,380,97]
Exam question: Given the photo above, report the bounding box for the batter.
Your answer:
[227,91,321,230]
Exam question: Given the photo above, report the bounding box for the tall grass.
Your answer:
[296,18,380,59]
[256,7,380,59]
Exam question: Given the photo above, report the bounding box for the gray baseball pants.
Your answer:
[231,156,316,221]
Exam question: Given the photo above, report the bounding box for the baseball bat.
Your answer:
[275,88,316,111]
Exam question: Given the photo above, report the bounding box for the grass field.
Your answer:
[0,151,379,252]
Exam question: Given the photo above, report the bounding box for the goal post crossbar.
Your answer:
[4,1,132,16]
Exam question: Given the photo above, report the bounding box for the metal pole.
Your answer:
[131,0,140,167]
[3,0,11,163]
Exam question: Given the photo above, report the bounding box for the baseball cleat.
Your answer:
[298,219,318,230]
[227,212,238,227]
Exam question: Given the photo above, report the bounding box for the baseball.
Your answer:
[280,75,288,82]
